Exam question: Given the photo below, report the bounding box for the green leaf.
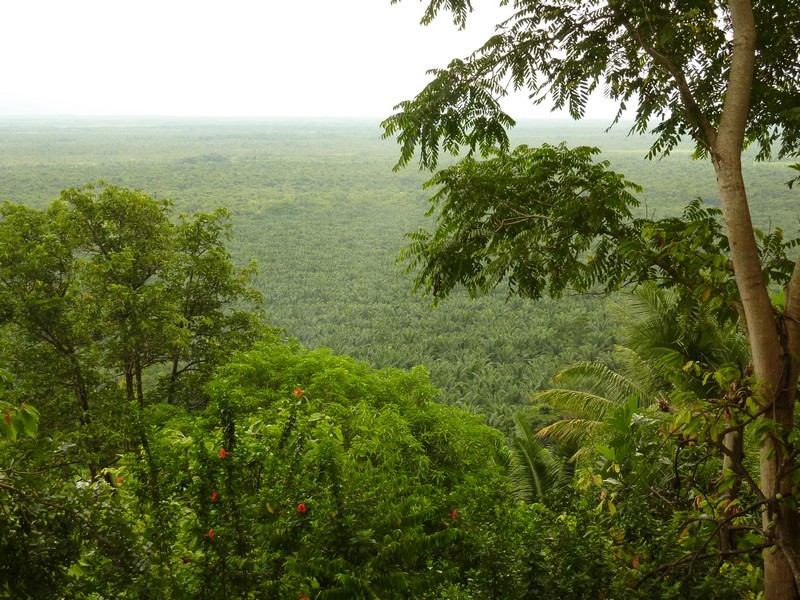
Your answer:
[606,498,617,516]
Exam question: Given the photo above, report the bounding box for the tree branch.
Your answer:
[607,1,718,150]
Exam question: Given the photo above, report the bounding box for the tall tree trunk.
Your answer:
[781,260,800,593]
[125,361,135,404]
[135,355,144,407]
[68,352,91,425]
[717,1,800,597]
[167,356,180,405]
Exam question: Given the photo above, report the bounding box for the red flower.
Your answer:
[211,490,218,503]
[207,528,215,539]
[2,409,10,426]
[297,503,307,514]
[450,509,457,520]
[116,476,123,485]
[293,387,303,398]
[219,448,228,459]
[298,594,310,600]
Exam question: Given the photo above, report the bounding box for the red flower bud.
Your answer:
[297,503,307,514]
[211,490,218,503]
[293,387,303,398]
[207,528,215,539]
[219,448,228,459]
[450,509,457,520]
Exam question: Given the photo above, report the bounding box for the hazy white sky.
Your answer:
[0,0,617,119]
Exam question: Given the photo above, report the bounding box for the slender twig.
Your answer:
[637,543,771,588]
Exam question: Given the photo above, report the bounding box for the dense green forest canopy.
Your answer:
[0,117,798,598]
[0,118,795,430]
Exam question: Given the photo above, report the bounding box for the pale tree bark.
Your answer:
[778,258,800,595]
[714,1,800,597]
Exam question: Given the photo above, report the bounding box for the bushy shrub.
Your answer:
[104,339,543,598]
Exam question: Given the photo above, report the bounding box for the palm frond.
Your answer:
[536,417,604,451]
[508,413,565,503]
[569,444,598,464]
[621,283,750,370]
[549,359,647,404]
[608,345,671,404]
[532,388,620,422]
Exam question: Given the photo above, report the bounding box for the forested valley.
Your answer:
[0,117,797,598]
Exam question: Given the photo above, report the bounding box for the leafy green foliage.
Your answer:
[0,401,39,442]
[0,185,267,599]
[533,354,659,463]
[2,337,569,599]
[384,0,800,167]
[151,339,535,598]
[0,119,796,596]
[0,370,39,441]
[0,183,264,428]
[402,140,796,313]
[507,413,567,503]
[528,285,769,596]
[1,330,657,599]
[0,119,795,432]
[382,58,515,171]
[402,143,643,300]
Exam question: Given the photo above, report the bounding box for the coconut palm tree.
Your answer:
[532,345,667,464]
[514,283,753,555]
[532,284,749,459]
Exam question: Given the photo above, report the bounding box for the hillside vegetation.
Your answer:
[0,118,797,597]
[0,118,794,433]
